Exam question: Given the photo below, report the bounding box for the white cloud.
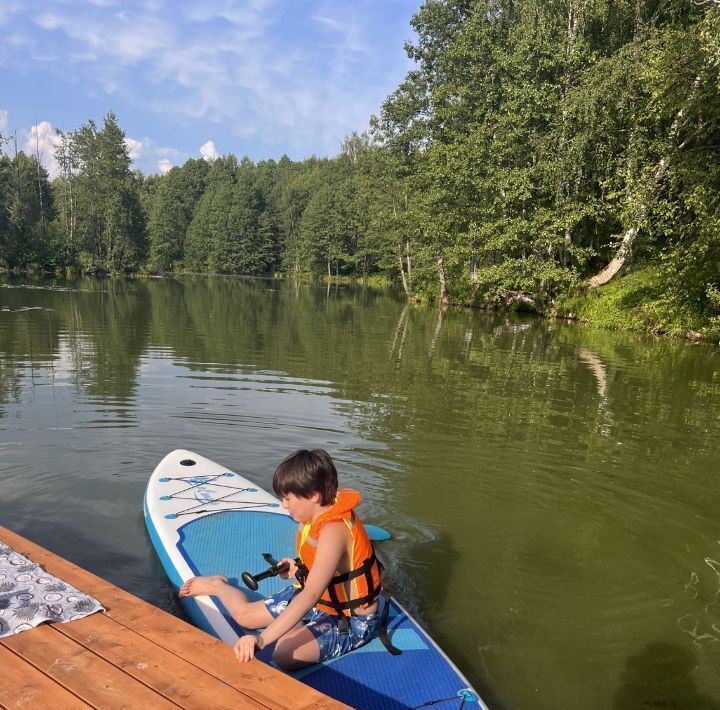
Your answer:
[121,137,183,174]
[156,145,181,158]
[200,139,219,161]
[8,1,416,158]
[182,0,275,31]
[25,121,63,179]
[34,13,62,31]
[312,14,370,54]
[125,136,144,162]
[12,118,178,176]
[31,10,171,68]
[0,109,7,136]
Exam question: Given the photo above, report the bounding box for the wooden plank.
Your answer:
[1,624,178,709]
[0,646,91,709]
[0,526,347,710]
[55,613,265,709]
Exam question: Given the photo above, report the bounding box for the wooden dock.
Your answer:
[0,525,347,709]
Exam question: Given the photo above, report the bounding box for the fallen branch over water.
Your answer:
[496,289,536,308]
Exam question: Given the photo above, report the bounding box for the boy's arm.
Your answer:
[257,522,347,647]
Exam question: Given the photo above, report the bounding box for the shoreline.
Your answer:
[2,266,717,344]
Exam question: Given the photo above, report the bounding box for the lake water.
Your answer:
[1,275,719,709]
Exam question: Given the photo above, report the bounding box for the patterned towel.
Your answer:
[0,539,105,638]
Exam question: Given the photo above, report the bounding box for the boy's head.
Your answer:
[273,449,338,506]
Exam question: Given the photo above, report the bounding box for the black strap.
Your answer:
[378,596,403,655]
[414,697,466,709]
[294,558,309,586]
[299,549,399,655]
[329,551,379,584]
[414,689,475,708]
[294,556,381,611]
[298,541,383,617]
[316,548,383,613]
[322,588,381,611]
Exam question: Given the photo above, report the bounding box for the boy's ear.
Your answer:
[310,491,322,504]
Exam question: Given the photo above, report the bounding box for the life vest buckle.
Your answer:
[336,615,351,636]
[294,558,309,586]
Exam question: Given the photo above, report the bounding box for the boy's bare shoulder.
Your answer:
[318,520,352,541]
[320,520,348,532]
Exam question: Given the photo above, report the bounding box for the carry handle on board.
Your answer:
[241,553,289,591]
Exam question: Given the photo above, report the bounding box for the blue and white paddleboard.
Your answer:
[144,450,486,710]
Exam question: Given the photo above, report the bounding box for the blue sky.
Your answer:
[0,0,420,176]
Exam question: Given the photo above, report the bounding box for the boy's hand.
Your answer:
[278,557,298,579]
[234,634,263,663]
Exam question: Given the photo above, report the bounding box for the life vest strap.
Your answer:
[319,587,382,613]
[328,551,379,585]
[320,550,382,617]
[294,556,381,612]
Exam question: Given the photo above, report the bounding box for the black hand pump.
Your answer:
[241,553,289,591]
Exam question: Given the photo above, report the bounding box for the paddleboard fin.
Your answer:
[365,524,391,541]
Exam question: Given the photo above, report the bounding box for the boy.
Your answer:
[179,448,383,669]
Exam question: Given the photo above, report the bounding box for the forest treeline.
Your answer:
[1,0,719,331]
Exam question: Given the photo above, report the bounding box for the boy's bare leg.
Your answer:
[273,626,321,670]
[179,575,273,629]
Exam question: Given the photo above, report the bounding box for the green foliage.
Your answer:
[184,157,273,274]
[51,112,145,273]
[0,151,53,269]
[3,2,719,338]
[367,0,717,329]
[557,267,720,339]
[297,160,361,276]
[147,159,208,271]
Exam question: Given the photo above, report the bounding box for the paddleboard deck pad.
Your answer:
[145,450,486,710]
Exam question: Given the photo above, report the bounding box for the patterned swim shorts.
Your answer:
[264,584,381,662]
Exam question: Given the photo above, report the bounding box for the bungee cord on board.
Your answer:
[413,688,478,709]
[158,471,280,519]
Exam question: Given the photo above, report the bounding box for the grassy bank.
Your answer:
[554,267,720,342]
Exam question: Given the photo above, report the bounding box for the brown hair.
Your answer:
[272,449,338,506]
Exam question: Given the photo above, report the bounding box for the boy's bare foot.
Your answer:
[179,575,229,598]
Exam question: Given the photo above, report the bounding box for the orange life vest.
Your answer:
[296,489,383,617]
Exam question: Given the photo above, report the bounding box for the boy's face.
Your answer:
[281,492,320,524]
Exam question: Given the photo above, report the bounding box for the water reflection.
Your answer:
[1,274,720,709]
[614,642,720,710]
